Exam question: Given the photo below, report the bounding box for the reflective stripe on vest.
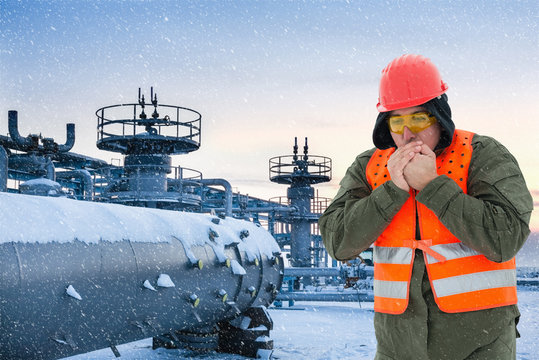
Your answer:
[425,242,481,264]
[374,245,413,264]
[366,129,517,314]
[374,279,408,299]
[432,269,516,298]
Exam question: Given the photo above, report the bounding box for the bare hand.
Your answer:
[403,144,438,191]
[387,141,423,192]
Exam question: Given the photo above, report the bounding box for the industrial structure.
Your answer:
[0,192,283,359]
[268,137,374,304]
[2,88,536,359]
[0,89,286,359]
[0,88,374,359]
[269,136,331,269]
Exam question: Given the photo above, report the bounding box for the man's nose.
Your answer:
[403,126,416,142]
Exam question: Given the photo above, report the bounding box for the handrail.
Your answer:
[95,102,201,154]
[269,154,332,180]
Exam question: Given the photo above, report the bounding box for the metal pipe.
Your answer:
[517,279,539,286]
[202,206,296,213]
[275,291,373,302]
[45,158,55,181]
[8,110,34,149]
[284,267,341,277]
[200,178,233,217]
[52,151,109,170]
[0,192,283,359]
[56,123,75,152]
[0,134,16,149]
[246,206,296,213]
[56,170,94,200]
[0,146,7,192]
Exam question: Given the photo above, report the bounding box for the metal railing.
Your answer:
[269,154,332,181]
[92,164,203,201]
[96,103,201,153]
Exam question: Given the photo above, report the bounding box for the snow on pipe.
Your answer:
[0,192,283,360]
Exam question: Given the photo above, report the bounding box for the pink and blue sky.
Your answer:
[1,1,537,229]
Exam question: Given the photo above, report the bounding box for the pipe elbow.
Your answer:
[57,123,75,152]
[201,178,233,194]
[200,178,233,217]
[8,111,34,149]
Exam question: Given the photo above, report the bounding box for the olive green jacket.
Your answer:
[319,133,533,359]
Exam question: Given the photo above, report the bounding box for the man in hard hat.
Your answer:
[319,54,533,359]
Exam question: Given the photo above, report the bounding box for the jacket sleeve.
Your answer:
[415,135,533,262]
[319,149,410,261]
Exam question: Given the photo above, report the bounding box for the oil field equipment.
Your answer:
[268,138,374,304]
[0,192,283,359]
[94,87,203,209]
[0,89,283,359]
[269,137,331,268]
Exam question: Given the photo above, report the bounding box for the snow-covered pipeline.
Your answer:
[0,192,283,359]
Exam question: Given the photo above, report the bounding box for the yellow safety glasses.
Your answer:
[387,112,437,134]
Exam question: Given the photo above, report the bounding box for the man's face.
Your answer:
[389,106,441,150]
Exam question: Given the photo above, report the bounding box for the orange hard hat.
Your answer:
[376,54,448,112]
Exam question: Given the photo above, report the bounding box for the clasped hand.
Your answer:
[387,141,438,192]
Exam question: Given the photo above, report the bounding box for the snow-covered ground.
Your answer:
[65,287,539,360]
[2,192,536,359]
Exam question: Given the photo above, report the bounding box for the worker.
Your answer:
[319,54,533,359]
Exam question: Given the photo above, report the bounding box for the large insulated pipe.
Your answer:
[0,146,7,192]
[0,192,283,360]
[201,178,233,217]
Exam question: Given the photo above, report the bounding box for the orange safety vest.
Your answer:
[366,129,517,314]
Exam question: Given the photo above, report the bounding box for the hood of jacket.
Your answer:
[372,93,455,150]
